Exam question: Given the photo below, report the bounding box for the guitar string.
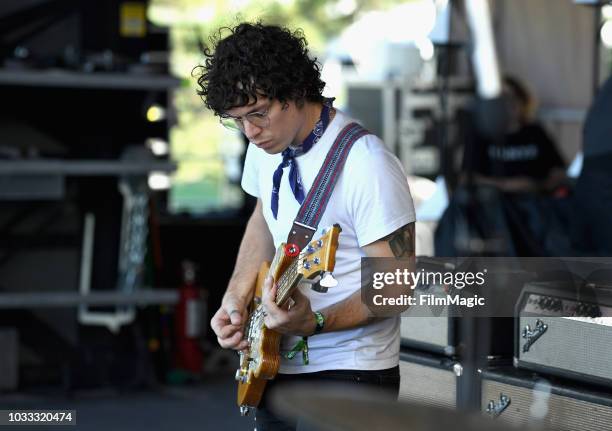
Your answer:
[275,262,294,298]
[275,259,299,305]
[252,234,331,335]
[251,258,300,334]
[277,261,300,306]
[247,249,320,365]
[247,237,333,360]
[249,258,297,335]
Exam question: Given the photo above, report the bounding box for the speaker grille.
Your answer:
[400,316,450,350]
[519,316,612,383]
[399,359,456,409]
[482,379,612,431]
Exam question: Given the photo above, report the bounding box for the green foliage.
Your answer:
[150,0,409,213]
[150,0,409,63]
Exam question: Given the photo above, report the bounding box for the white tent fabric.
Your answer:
[491,0,597,162]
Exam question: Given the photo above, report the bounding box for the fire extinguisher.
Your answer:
[174,260,204,374]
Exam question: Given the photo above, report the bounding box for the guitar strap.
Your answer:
[281,121,369,365]
[286,122,370,249]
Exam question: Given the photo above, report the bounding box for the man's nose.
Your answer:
[243,120,262,140]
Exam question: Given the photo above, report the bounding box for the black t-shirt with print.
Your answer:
[465,123,565,179]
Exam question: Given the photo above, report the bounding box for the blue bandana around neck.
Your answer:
[270,99,333,219]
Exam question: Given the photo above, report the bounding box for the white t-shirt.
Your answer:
[241,109,416,373]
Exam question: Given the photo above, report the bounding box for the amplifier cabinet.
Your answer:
[401,261,527,357]
[400,314,457,356]
[515,282,612,387]
[400,258,458,355]
[401,315,514,358]
[516,316,612,386]
[481,367,612,431]
[399,349,462,410]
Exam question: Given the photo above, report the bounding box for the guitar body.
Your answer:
[235,225,341,415]
[236,256,288,409]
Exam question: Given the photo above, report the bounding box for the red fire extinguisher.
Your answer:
[174,260,204,374]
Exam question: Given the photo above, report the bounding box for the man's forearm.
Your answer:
[319,222,416,333]
[318,289,377,333]
[225,200,275,303]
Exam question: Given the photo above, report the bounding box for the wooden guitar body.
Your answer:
[234,225,341,416]
[236,255,290,410]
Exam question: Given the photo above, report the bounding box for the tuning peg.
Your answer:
[320,272,337,288]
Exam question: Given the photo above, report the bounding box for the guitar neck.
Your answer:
[274,259,303,307]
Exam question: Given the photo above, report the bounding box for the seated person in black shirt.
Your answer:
[463,76,567,193]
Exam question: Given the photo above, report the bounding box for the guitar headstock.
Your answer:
[297,224,341,279]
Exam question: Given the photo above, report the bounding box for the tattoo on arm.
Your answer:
[380,223,415,258]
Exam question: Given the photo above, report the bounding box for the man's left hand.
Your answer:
[261,276,316,336]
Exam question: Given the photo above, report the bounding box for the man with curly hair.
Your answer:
[196,22,415,429]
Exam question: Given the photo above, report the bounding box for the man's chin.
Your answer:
[264,147,282,155]
[262,143,287,154]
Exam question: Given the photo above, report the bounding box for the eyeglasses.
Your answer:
[219,104,272,132]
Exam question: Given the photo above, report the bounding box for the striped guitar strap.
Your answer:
[287,122,370,249]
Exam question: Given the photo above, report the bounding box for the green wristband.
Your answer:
[313,311,325,335]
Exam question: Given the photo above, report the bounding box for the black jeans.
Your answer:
[255,366,400,431]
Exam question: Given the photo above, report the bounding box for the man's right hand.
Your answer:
[211,295,249,350]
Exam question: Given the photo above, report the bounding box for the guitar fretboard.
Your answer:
[275,258,303,307]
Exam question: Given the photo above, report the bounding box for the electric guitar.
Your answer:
[235,224,341,416]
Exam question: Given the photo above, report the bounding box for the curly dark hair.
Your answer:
[193,22,326,116]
